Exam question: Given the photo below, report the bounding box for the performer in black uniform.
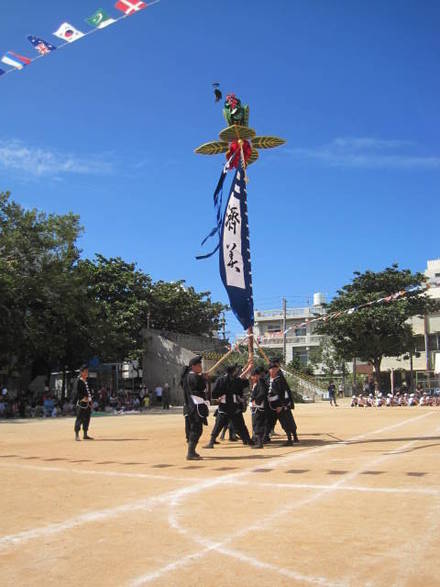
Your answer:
[250,366,269,449]
[181,356,210,460]
[204,364,253,448]
[267,361,299,445]
[73,364,93,441]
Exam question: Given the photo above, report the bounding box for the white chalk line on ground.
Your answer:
[129,412,435,586]
[0,412,433,558]
[386,424,440,587]
[0,461,206,484]
[161,437,432,587]
[1,461,438,498]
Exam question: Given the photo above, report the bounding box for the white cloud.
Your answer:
[290,137,440,170]
[0,139,113,178]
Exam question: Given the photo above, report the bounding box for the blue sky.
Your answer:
[1,0,439,338]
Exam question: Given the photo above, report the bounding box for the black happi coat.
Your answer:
[73,378,91,406]
[183,371,208,421]
[212,374,248,415]
[267,373,293,410]
[251,378,269,411]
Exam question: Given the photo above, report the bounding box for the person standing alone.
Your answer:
[73,364,94,441]
[328,381,338,407]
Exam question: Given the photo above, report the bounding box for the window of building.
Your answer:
[415,336,425,352]
[428,334,439,351]
[267,323,282,333]
[294,327,306,336]
[292,349,308,365]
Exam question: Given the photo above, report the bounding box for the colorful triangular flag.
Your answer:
[53,22,85,43]
[115,0,147,15]
[86,9,116,29]
[1,51,31,70]
[27,36,57,55]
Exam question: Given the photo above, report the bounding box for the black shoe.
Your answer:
[213,440,220,444]
[203,442,215,449]
[83,435,94,440]
[229,436,238,442]
[294,435,300,443]
[248,439,255,446]
[283,439,293,446]
[187,453,202,460]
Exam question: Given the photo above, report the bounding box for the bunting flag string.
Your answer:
[0,0,160,80]
[241,282,438,341]
[278,282,437,337]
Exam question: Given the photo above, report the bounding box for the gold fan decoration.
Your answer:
[195,94,286,166]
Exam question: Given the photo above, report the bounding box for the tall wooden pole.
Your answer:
[247,327,254,368]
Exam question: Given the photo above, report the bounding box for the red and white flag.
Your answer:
[115,0,147,15]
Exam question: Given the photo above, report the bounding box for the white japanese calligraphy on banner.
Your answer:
[222,175,245,289]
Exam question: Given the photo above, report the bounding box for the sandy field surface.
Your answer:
[0,402,439,587]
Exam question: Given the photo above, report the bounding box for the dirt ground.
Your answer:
[0,401,439,587]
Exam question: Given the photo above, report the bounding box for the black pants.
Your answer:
[265,409,278,439]
[186,413,203,445]
[211,411,251,443]
[252,409,267,438]
[278,408,297,438]
[220,420,236,440]
[74,406,91,434]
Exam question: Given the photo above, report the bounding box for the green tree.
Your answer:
[309,338,347,377]
[78,254,152,363]
[316,264,439,382]
[78,258,227,363]
[0,191,91,377]
[148,280,226,336]
[1,193,228,384]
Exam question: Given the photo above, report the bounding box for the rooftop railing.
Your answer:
[255,307,325,319]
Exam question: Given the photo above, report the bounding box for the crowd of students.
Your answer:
[0,382,173,419]
[350,385,440,407]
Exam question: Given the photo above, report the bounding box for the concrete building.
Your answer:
[142,328,228,405]
[254,292,327,366]
[381,258,440,384]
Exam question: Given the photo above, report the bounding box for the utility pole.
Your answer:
[282,297,287,364]
[424,314,431,388]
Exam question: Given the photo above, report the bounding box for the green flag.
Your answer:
[85,9,116,29]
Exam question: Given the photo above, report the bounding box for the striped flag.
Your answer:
[219,162,254,330]
[1,51,31,70]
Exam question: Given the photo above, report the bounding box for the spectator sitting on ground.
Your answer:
[62,400,73,416]
[109,391,118,409]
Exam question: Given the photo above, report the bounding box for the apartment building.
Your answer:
[253,293,327,366]
[381,258,440,378]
